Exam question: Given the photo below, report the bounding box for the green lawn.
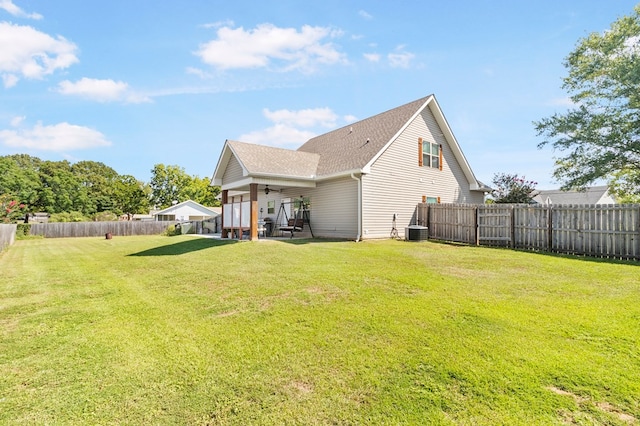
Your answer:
[1,236,639,425]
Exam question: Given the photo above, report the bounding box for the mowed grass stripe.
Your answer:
[1,236,638,424]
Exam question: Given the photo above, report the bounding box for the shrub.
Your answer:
[93,211,118,222]
[163,224,178,236]
[49,211,90,222]
[16,223,30,237]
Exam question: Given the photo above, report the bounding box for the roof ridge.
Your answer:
[298,95,432,148]
[296,95,433,176]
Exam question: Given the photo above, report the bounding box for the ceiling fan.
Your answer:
[264,185,280,195]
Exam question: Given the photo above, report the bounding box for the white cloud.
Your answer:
[388,47,415,68]
[200,19,234,29]
[10,115,25,127]
[358,10,373,20]
[56,78,150,103]
[0,22,78,87]
[0,0,42,19]
[2,73,18,88]
[0,122,111,151]
[343,114,358,123]
[363,53,381,62]
[185,66,214,79]
[238,124,316,147]
[238,106,343,147]
[195,23,346,72]
[263,107,338,128]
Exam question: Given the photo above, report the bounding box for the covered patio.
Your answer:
[220,182,314,241]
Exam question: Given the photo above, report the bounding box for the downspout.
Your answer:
[350,172,362,242]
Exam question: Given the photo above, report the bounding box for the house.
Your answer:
[532,186,616,205]
[26,212,50,224]
[153,200,221,222]
[211,94,490,240]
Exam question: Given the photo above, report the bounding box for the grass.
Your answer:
[0,235,639,425]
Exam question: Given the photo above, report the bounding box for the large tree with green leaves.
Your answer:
[149,164,192,209]
[535,5,640,197]
[71,161,120,214]
[149,164,220,209]
[113,175,150,219]
[0,154,42,207]
[36,160,89,214]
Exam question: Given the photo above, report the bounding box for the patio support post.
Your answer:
[250,183,258,241]
[221,190,229,238]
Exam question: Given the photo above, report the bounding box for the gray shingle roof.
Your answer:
[297,96,431,176]
[532,186,612,204]
[227,140,319,178]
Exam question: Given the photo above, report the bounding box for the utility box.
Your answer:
[405,225,429,241]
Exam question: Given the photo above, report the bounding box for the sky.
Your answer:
[1,0,638,189]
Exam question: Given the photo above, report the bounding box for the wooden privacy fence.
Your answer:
[0,224,17,251]
[416,203,640,260]
[29,221,177,239]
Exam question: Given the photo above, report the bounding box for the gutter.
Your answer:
[350,172,362,242]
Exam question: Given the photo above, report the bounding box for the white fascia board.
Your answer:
[211,141,231,185]
[250,171,316,181]
[470,183,492,192]
[252,178,317,188]
[221,177,317,191]
[211,141,249,186]
[315,168,368,181]
[221,177,253,191]
[427,98,481,188]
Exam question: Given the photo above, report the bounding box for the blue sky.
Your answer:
[0,1,637,189]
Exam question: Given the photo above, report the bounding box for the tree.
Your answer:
[114,175,150,219]
[490,173,538,204]
[149,164,219,208]
[0,194,27,223]
[0,155,41,207]
[535,5,640,192]
[184,176,221,207]
[608,168,640,203]
[149,164,192,209]
[71,161,119,214]
[36,160,88,214]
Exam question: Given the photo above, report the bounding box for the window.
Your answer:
[267,200,275,214]
[422,140,440,169]
[426,197,440,204]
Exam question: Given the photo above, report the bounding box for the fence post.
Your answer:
[547,205,553,252]
[426,204,430,229]
[474,205,479,245]
[510,205,515,249]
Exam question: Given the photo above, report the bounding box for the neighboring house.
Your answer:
[532,186,616,205]
[153,200,220,221]
[211,94,490,240]
[26,212,50,224]
[130,213,154,221]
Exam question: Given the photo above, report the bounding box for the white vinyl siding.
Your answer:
[279,176,357,239]
[222,155,244,185]
[154,201,218,222]
[362,107,483,239]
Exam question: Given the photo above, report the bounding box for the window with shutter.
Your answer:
[421,140,441,169]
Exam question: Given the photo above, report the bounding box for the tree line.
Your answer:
[0,154,220,223]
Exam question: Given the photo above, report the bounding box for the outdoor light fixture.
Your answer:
[264,185,270,195]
